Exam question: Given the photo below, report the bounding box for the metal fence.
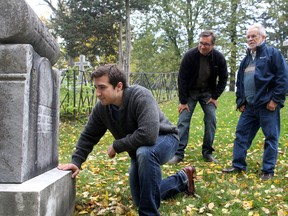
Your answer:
[59,69,178,118]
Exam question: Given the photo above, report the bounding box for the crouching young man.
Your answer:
[58,64,197,215]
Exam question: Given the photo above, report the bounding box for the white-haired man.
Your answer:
[223,23,288,180]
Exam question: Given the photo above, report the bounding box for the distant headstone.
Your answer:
[74,55,91,72]
[74,54,91,84]
[0,0,75,215]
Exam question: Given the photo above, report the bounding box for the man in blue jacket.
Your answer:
[169,30,228,164]
[223,23,288,180]
[58,64,197,215]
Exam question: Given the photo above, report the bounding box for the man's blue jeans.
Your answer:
[129,134,189,216]
[232,104,280,174]
[176,91,216,159]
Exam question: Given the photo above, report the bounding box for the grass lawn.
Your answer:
[59,92,288,216]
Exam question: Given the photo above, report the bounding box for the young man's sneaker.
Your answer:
[168,155,183,164]
[260,173,273,181]
[182,166,196,196]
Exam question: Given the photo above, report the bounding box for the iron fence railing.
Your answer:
[59,69,178,118]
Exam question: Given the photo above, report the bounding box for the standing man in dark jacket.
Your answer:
[169,30,228,164]
[223,23,288,180]
[58,65,197,216]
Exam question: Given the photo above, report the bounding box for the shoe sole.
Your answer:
[184,166,196,196]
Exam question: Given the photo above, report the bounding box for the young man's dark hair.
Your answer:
[90,64,128,89]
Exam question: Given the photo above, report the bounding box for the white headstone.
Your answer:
[74,55,91,72]
[74,55,91,84]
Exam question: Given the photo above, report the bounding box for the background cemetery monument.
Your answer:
[74,54,91,84]
[0,0,75,215]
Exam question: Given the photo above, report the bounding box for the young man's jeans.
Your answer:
[129,134,188,216]
[176,91,216,159]
[232,104,280,174]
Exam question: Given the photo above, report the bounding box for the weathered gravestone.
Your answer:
[0,0,75,215]
[74,54,91,84]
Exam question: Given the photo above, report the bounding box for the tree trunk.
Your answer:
[118,21,124,70]
[125,0,131,82]
[228,0,238,91]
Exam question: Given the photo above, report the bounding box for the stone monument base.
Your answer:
[0,168,75,216]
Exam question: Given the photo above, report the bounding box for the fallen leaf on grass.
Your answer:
[115,206,125,215]
[197,169,204,176]
[261,207,270,214]
[208,202,215,210]
[75,204,83,210]
[248,211,259,216]
[117,156,129,161]
[115,187,121,193]
[277,209,288,216]
[78,210,89,214]
[242,200,253,210]
[199,206,205,213]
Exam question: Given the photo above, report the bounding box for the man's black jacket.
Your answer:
[178,47,228,104]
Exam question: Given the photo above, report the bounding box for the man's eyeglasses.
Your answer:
[199,42,212,47]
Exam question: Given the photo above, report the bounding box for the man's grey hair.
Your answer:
[247,23,266,37]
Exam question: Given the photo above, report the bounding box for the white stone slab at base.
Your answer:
[0,168,75,216]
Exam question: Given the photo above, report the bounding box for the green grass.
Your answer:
[59,92,288,215]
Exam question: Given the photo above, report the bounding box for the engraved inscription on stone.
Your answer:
[37,58,56,134]
[37,105,56,133]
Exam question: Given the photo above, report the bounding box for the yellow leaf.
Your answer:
[240,182,248,188]
[242,200,253,210]
[197,169,204,176]
[105,190,109,200]
[75,205,83,210]
[78,210,89,214]
[277,209,287,216]
[115,187,121,193]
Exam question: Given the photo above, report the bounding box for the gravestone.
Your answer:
[74,54,91,84]
[0,0,75,215]
[74,55,91,72]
